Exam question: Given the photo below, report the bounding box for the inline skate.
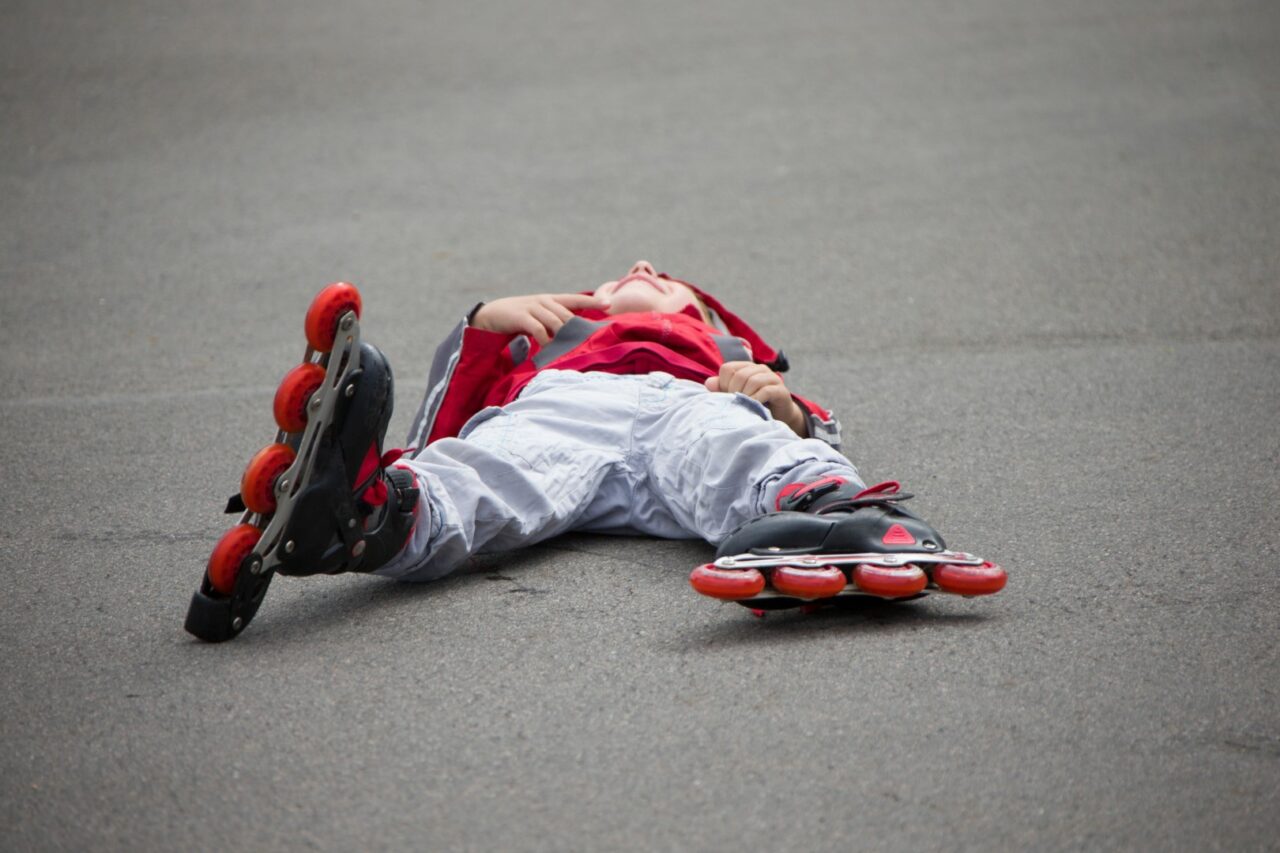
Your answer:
[689,478,1005,613]
[184,282,418,642]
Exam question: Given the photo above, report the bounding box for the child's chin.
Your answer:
[614,291,694,314]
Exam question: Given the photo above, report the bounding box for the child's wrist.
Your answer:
[781,399,810,437]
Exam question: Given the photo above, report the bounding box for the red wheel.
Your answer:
[207,523,262,596]
[933,561,1007,596]
[240,443,296,515]
[770,565,847,599]
[304,281,362,353]
[273,362,326,433]
[852,563,927,598]
[689,564,766,600]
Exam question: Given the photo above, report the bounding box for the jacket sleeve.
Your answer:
[405,317,515,448]
[791,393,844,450]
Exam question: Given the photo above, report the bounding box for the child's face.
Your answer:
[595,261,710,322]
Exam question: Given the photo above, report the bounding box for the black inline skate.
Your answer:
[689,477,1005,612]
[184,282,419,642]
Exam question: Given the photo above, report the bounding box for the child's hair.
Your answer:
[682,286,714,326]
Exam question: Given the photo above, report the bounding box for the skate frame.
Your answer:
[714,550,985,571]
[714,550,990,601]
[236,310,364,584]
[185,305,366,641]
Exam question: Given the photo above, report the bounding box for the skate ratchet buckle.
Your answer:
[689,548,1007,611]
[185,282,366,642]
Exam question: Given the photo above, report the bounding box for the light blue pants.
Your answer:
[376,370,862,581]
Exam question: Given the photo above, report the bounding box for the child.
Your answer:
[187,262,1004,641]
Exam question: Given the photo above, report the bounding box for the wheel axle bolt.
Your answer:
[348,518,357,529]
[345,384,356,398]
[310,396,322,410]
[249,557,263,576]
[352,540,366,557]
[284,540,296,554]
[341,315,354,331]
[232,617,243,630]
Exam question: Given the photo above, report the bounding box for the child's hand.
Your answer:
[705,361,810,438]
[471,293,612,344]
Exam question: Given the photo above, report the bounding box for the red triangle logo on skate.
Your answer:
[882,524,916,546]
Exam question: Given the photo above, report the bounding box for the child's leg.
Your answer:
[375,372,641,581]
[378,371,860,580]
[634,375,863,545]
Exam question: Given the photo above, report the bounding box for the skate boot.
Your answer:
[689,478,1005,612]
[185,282,419,642]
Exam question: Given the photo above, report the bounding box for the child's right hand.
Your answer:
[470,293,612,345]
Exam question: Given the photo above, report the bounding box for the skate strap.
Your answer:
[814,480,914,514]
[776,477,913,511]
[853,481,901,500]
[356,447,409,507]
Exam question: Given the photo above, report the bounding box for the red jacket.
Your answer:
[405,274,843,450]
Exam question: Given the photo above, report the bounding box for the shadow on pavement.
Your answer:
[670,597,998,650]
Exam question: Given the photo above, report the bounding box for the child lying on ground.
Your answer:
[186,262,1004,641]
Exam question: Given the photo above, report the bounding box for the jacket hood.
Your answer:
[659,272,785,368]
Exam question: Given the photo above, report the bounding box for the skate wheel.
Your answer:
[689,564,766,600]
[207,523,262,596]
[274,362,326,433]
[852,563,928,598]
[770,565,847,600]
[933,561,1007,596]
[305,281,363,353]
[240,443,297,515]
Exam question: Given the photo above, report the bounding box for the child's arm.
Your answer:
[705,361,811,438]
[471,293,611,344]
[406,292,612,446]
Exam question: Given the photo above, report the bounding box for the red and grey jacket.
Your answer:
[405,274,843,450]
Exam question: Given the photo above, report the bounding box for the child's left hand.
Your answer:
[705,361,810,438]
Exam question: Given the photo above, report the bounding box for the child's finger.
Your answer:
[540,297,575,324]
[714,361,748,394]
[517,314,552,345]
[704,376,720,392]
[726,362,767,395]
[553,292,612,311]
[530,305,563,339]
[739,372,770,399]
[741,371,776,399]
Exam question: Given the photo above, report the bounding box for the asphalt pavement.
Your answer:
[2,0,1278,850]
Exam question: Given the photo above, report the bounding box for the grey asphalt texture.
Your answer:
[2,0,1278,850]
